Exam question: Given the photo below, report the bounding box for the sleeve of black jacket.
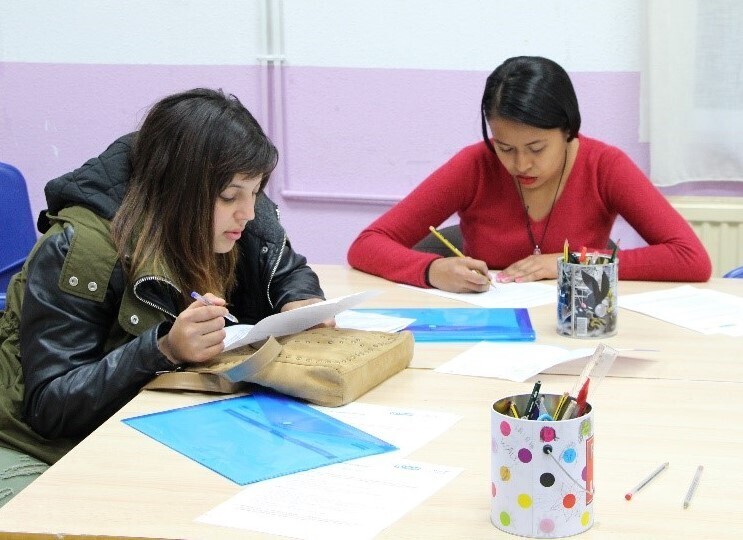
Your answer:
[20,226,175,440]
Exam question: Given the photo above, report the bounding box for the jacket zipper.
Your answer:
[132,275,181,319]
[265,205,285,310]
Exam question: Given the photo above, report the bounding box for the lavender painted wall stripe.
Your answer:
[3,62,742,265]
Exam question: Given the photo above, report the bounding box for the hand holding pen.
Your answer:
[157,291,234,365]
[191,291,238,323]
[427,225,494,292]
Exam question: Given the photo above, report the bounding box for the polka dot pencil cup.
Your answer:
[491,394,594,538]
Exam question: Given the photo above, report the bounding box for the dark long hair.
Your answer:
[111,88,278,305]
[481,56,581,153]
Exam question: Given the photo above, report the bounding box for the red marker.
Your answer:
[575,378,590,416]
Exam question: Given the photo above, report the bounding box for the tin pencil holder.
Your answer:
[491,394,595,538]
[557,257,618,338]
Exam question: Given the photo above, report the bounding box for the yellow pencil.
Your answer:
[428,226,466,258]
[428,226,494,286]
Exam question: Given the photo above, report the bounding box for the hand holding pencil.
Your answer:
[426,226,494,293]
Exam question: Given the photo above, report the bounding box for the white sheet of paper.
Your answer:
[312,402,462,457]
[620,285,743,336]
[402,281,555,308]
[335,310,415,333]
[434,342,596,382]
[223,290,380,349]
[196,459,462,540]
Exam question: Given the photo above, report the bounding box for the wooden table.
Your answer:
[0,266,741,539]
[315,266,743,382]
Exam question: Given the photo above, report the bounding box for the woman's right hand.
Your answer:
[427,257,493,293]
[157,293,228,364]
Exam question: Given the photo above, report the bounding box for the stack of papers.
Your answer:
[620,285,743,336]
[126,395,464,540]
[402,281,555,308]
[336,310,415,333]
[435,342,595,382]
[196,402,463,540]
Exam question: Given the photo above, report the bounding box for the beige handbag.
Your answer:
[145,327,414,407]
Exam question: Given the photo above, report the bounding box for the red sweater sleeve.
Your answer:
[596,147,712,281]
[347,144,487,287]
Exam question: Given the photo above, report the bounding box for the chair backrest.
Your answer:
[412,224,463,257]
[0,162,37,296]
[723,266,743,279]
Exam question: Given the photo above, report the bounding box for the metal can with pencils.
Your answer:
[556,256,618,338]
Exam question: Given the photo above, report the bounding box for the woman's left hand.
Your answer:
[496,254,560,283]
[281,298,336,328]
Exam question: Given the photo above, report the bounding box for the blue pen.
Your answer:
[190,291,239,323]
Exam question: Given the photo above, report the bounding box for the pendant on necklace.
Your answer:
[533,246,541,255]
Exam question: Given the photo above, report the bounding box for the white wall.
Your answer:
[1,0,644,70]
[0,0,263,64]
[284,0,643,71]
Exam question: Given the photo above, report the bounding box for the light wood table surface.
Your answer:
[0,265,741,539]
[315,265,743,382]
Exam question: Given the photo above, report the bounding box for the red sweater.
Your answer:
[347,136,711,287]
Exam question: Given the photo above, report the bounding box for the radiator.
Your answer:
[668,196,743,277]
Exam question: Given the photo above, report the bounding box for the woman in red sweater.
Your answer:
[347,56,711,292]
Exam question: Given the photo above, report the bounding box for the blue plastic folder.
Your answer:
[122,390,396,485]
[352,308,535,342]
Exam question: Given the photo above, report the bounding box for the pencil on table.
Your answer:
[683,465,703,509]
[625,462,669,501]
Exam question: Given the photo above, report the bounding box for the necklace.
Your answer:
[516,147,568,255]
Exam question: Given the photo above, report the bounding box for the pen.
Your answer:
[625,462,669,500]
[610,239,620,263]
[190,291,239,323]
[428,226,494,286]
[522,380,542,419]
[683,465,703,509]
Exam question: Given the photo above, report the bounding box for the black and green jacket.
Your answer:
[0,135,324,464]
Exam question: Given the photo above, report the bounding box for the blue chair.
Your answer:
[0,162,37,311]
[723,266,743,278]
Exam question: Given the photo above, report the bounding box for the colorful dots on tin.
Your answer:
[500,466,511,481]
[562,447,577,463]
[540,472,555,487]
[500,512,511,526]
[539,518,556,534]
[540,426,556,442]
[517,448,532,463]
[563,493,577,509]
[517,493,532,508]
[500,421,511,436]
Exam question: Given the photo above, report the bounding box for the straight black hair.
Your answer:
[480,56,581,153]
